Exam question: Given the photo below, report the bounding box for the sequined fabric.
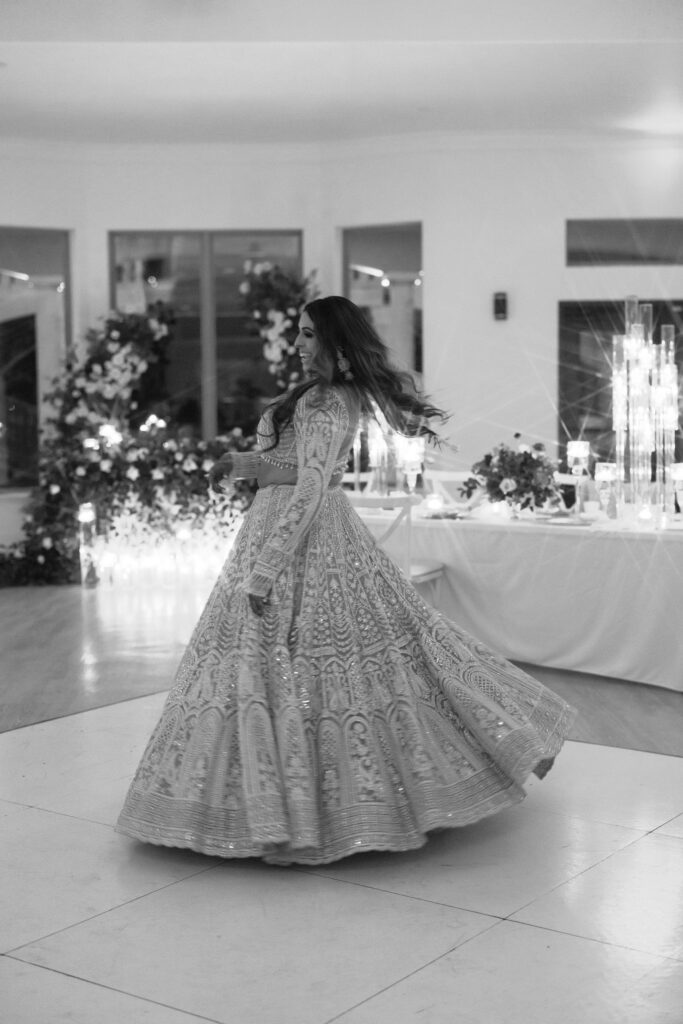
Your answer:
[116,386,576,865]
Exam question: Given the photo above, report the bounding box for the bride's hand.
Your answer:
[208,454,234,492]
[248,593,270,616]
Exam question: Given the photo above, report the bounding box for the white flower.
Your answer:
[500,477,517,494]
[239,281,250,295]
[517,444,531,454]
[75,466,86,477]
[202,459,214,472]
[263,340,283,362]
[99,424,123,446]
[100,459,112,472]
[163,439,178,452]
[110,330,120,340]
[126,466,140,481]
[49,484,61,495]
[231,427,243,438]
[37,554,45,564]
[152,468,165,481]
[182,457,198,472]
[287,306,297,316]
[175,452,184,462]
[126,449,141,462]
[42,537,53,549]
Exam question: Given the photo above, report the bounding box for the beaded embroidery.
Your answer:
[116,383,576,866]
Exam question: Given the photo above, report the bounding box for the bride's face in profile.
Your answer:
[295,311,332,379]
[295,312,318,375]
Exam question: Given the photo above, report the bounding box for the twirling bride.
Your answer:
[116,295,575,866]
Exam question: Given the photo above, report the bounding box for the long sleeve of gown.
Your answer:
[229,451,262,480]
[244,386,349,597]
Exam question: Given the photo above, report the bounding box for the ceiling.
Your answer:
[1,0,683,147]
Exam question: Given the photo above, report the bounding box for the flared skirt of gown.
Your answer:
[116,486,576,865]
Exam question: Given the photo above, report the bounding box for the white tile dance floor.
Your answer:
[1,692,682,1024]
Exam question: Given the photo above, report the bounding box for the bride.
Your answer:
[116,295,575,866]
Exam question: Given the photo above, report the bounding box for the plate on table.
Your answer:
[539,514,591,526]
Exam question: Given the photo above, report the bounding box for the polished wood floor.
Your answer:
[1,585,682,756]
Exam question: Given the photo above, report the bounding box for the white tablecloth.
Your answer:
[377,515,683,692]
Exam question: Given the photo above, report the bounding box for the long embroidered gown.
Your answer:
[116,384,576,865]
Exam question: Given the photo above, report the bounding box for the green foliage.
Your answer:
[0,309,257,586]
[461,433,559,510]
[239,260,318,392]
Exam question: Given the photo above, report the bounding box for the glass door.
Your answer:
[110,230,302,438]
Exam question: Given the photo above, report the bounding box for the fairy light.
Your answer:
[139,414,167,432]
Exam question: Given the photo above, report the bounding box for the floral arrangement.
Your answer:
[460,433,559,510]
[0,309,257,586]
[239,260,318,392]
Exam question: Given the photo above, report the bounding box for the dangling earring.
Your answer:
[336,349,353,380]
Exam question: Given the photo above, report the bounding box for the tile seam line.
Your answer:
[502,827,655,919]
[321,917,504,1024]
[291,825,653,918]
[0,797,134,829]
[0,688,172,735]
[288,866,508,918]
[2,862,221,956]
[323,916,683,1024]
[500,917,683,964]
[0,953,224,1023]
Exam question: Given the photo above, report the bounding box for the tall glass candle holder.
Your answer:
[594,461,617,517]
[612,297,679,516]
[394,435,425,493]
[78,502,99,587]
[567,440,590,512]
[672,463,683,514]
[367,418,389,494]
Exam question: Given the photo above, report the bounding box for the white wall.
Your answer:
[319,134,683,466]
[1,138,326,348]
[2,131,683,479]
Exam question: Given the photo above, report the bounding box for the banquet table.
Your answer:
[375,513,683,693]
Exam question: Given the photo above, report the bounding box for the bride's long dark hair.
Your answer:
[261,295,448,450]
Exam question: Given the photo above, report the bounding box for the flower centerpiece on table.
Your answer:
[239,260,318,392]
[0,308,257,586]
[460,433,559,511]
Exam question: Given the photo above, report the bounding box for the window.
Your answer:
[110,231,303,438]
[567,219,683,266]
[0,227,71,487]
[343,223,422,373]
[558,299,683,464]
